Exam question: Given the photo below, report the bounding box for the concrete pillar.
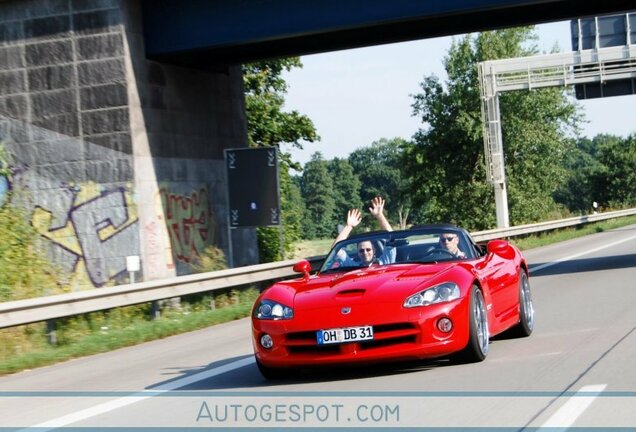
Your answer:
[0,0,258,290]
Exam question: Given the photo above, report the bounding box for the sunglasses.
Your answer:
[441,237,457,242]
[358,248,373,253]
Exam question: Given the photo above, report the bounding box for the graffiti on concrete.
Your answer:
[158,185,213,264]
[32,182,139,288]
[143,216,175,277]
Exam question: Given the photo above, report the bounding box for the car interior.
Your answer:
[323,228,488,271]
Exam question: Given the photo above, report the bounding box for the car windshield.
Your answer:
[319,227,474,273]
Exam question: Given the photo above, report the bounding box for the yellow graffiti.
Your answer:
[67,260,95,292]
[31,181,138,289]
[32,207,82,256]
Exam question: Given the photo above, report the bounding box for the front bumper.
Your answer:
[252,299,470,368]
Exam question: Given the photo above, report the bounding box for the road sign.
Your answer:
[225,147,280,228]
[571,13,636,99]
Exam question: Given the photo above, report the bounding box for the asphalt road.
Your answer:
[1,225,636,430]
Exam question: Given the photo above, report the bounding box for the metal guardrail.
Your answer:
[470,208,636,241]
[0,257,322,329]
[1,208,635,329]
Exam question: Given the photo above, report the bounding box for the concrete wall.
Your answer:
[0,0,257,290]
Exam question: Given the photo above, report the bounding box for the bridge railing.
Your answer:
[1,208,635,329]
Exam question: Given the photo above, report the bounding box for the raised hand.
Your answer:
[369,196,392,232]
[346,208,362,228]
[369,196,385,217]
[332,208,362,246]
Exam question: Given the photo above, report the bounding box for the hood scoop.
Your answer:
[336,288,366,297]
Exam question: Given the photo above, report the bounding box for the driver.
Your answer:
[438,232,466,258]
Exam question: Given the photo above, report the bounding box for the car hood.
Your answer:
[290,262,457,311]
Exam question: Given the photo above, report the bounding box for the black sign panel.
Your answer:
[225,147,280,228]
[571,13,636,100]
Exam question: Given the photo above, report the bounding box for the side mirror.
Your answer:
[292,260,311,278]
[487,239,514,258]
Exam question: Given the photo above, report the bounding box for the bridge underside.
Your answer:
[142,0,636,68]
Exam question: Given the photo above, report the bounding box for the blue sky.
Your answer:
[283,20,636,166]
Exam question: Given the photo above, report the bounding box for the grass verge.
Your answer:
[0,290,258,376]
[291,238,333,259]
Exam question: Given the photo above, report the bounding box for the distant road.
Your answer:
[1,225,635,429]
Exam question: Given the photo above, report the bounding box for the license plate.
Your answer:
[316,326,374,345]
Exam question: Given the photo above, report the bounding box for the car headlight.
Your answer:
[404,282,461,308]
[254,299,294,320]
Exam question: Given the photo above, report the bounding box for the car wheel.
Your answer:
[255,357,288,380]
[455,285,489,363]
[512,269,534,337]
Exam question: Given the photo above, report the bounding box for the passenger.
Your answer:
[332,196,392,245]
[333,197,396,266]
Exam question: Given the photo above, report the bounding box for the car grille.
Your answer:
[285,322,419,355]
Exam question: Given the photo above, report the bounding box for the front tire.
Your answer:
[455,285,489,363]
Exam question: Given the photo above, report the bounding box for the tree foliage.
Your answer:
[403,28,580,230]
[0,148,61,301]
[300,152,336,238]
[555,134,636,212]
[590,134,636,208]
[328,158,362,232]
[348,138,414,228]
[243,58,319,260]
[553,137,603,213]
[257,168,305,262]
[243,58,319,171]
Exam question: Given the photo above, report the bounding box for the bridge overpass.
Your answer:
[141,0,635,67]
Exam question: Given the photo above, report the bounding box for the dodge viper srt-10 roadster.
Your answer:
[251,224,534,379]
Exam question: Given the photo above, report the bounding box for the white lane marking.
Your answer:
[23,356,255,431]
[541,384,607,428]
[489,351,564,363]
[531,233,636,273]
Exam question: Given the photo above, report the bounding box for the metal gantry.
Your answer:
[478,44,636,228]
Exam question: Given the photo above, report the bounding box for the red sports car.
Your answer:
[251,224,534,379]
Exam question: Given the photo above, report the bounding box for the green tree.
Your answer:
[243,58,319,261]
[349,138,415,228]
[328,158,362,233]
[301,152,335,239]
[404,28,581,230]
[555,134,636,213]
[243,58,319,170]
[554,137,603,213]
[591,134,636,208]
[256,168,306,262]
